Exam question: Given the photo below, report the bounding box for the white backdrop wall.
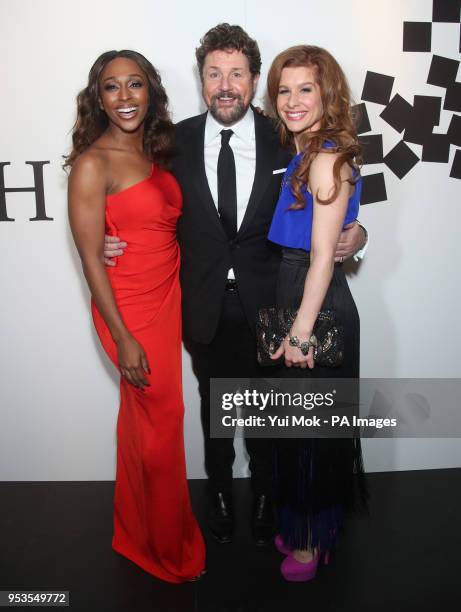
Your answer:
[1,0,460,480]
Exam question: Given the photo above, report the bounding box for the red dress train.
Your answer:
[91,165,205,583]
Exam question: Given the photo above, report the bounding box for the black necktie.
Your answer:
[217,129,237,239]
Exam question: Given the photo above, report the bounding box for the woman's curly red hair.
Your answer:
[267,45,362,208]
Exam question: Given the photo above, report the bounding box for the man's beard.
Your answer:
[209,90,249,125]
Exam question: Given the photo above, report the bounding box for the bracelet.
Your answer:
[288,334,318,356]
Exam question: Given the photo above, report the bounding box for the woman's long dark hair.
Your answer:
[64,50,174,169]
[267,45,362,208]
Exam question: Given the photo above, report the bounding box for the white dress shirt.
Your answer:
[204,109,256,279]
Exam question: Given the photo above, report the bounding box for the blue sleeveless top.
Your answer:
[268,150,361,252]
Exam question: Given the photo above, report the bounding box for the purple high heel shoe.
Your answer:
[280,549,330,582]
[274,534,292,555]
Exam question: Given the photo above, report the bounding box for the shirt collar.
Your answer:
[204,107,255,145]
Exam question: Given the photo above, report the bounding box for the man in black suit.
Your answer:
[174,25,292,546]
[104,24,366,545]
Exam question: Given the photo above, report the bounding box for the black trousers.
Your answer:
[184,286,275,497]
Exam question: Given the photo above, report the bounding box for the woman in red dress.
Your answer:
[66,50,205,583]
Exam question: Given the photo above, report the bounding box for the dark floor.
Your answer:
[0,470,460,612]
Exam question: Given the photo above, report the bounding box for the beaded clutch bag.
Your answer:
[256,307,344,368]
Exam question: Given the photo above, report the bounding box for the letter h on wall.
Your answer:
[0,161,52,221]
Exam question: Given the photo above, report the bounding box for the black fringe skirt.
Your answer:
[275,248,368,552]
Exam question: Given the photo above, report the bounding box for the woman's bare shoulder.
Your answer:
[311,149,352,181]
[69,143,112,188]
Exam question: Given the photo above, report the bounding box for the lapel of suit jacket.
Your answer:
[185,112,226,238]
[238,108,280,236]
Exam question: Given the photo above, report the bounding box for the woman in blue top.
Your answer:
[266,45,367,581]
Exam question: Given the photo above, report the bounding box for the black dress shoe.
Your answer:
[251,494,276,546]
[208,491,233,544]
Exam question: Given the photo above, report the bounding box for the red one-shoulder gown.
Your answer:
[91,165,205,583]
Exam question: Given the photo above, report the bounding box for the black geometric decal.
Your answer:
[432,0,461,23]
[361,71,395,105]
[450,149,461,179]
[414,95,441,125]
[421,134,450,163]
[403,22,432,52]
[360,173,387,205]
[353,103,371,134]
[427,55,459,88]
[359,134,384,164]
[383,141,419,179]
[403,95,441,145]
[443,82,461,112]
[380,94,413,133]
[447,114,461,147]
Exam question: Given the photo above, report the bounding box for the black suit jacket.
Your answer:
[173,107,292,344]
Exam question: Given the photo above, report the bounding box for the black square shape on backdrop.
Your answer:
[403,22,432,52]
[359,135,384,164]
[447,114,461,147]
[383,141,419,179]
[444,82,461,112]
[413,95,441,125]
[403,95,442,144]
[361,71,395,105]
[404,123,432,145]
[422,134,450,163]
[427,55,460,88]
[360,173,387,205]
[380,94,413,133]
[432,0,461,23]
[450,149,461,179]
[352,103,371,134]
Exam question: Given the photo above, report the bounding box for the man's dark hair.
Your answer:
[195,23,261,79]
